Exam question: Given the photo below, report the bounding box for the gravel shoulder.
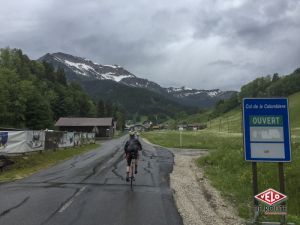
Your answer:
[169,149,245,225]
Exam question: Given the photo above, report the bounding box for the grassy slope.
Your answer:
[183,110,212,124]
[206,91,300,135]
[207,108,242,133]
[189,91,300,134]
[289,92,300,139]
[289,91,300,128]
[0,144,99,182]
[142,91,300,223]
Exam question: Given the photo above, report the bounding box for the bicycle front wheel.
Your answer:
[130,176,133,191]
[130,159,135,191]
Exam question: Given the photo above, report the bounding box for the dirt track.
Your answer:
[170,149,245,225]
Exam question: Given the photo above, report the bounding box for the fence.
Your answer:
[0,130,95,155]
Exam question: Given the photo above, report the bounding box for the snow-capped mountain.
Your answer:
[39,52,164,92]
[167,87,226,98]
[39,52,135,82]
[165,86,235,107]
[38,52,235,108]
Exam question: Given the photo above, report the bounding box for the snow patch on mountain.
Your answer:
[64,60,96,76]
[166,87,226,99]
[182,91,205,97]
[167,86,194,93]
[104,65,120,69]
[101,73,133,82]
[207,90,221,97]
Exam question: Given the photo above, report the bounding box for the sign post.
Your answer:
[243,98,293,225]
[179,127,183,148]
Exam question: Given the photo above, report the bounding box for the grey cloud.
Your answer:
[192,0,300,45]
[1,0,300,90]
[207,60,236,67]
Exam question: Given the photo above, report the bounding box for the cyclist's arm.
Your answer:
[124,141,129,154]
[137,141,142,151]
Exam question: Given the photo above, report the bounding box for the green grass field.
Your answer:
[206,108,242,133]
[288,92,300,129]
[143,129,242,149]
[182,110,212,124]
[0,144,100,183]
[143,130,300,223]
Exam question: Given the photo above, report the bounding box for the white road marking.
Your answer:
[58,186,86,213]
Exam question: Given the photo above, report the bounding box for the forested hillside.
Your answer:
[175,68,300,127]
[212,69,300,117]
[81,79,197,122]
[39,52,235,109]
[0,48,124,130]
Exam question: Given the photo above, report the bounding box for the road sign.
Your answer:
[243,98,291,162]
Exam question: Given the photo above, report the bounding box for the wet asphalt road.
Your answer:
[0,136,183,225]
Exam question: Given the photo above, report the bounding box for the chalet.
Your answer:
[152,125,164,130]
[177,124,188,130]
[187,123,207,130]
[55,117,115,138]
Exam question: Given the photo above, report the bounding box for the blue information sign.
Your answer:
[243,98,291,162]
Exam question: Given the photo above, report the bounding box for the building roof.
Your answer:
[55,117,113,127]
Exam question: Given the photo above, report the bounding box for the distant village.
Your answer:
[125,120,207,132]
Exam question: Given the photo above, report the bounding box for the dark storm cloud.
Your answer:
[1,0,300,90]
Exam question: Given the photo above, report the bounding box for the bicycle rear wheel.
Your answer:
[130,159,135,191]
[130,176,133,190]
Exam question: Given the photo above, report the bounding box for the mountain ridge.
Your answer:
[38,52,236,108]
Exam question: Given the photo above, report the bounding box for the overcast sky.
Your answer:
[1,0,300,90]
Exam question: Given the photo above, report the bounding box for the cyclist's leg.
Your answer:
[132,159,136,180]
[126,156,130,173]
[134,152,139,174]
[126,155,132,181]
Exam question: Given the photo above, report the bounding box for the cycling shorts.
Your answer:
[126,151,139,166]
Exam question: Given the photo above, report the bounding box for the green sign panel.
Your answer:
[249,116,283,126]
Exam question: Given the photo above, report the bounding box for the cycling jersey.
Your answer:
[124,137,142,166]
[124,138,142,154]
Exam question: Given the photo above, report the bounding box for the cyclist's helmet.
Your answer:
[129,131,135,139]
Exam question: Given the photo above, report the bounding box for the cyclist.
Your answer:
[124,132,142,182]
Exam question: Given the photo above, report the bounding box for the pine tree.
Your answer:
[115,111,125,130]
[56,67,67,86]
[105,100,113,117]
[25,94,53,129]
[97,99,105,117]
